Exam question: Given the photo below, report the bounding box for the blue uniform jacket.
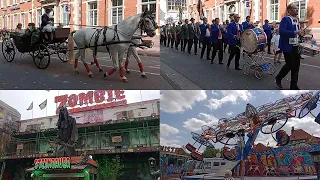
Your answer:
[279,16,301,53]
[199,24,210,42]
[242,21,254,30]
[227,22,243,46]
[263,24,274,40]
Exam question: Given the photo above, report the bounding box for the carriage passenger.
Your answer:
[15,23,24,34]
[25,23,41,47]
[41,8,57,42]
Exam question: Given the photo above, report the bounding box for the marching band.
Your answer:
[160,3,318,90]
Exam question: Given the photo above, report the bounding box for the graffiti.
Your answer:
[245,143,320,176]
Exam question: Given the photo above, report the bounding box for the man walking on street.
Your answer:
[275,3,306,90]
[181,19,189,52]
[170,23,177,48]
[211,18,224,64]
[199,17,212,60]
[187,18,197,55]
[175,22,182,50]
[163,24,168,47]
[263,19,274,54]
[167,24,172,47]
[226,14,243,70]
[223,20,230,53]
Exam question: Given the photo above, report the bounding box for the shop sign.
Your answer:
[112,136,122,142]
[54,90,127,114]
[10,6,20,11]
[34,157,71,170]
[17,144,23,150]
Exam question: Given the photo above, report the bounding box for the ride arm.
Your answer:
[279,18,296,38]
[242,128,260,160]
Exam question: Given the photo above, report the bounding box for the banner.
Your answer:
[27,102,33,110]
[39,99,47,110]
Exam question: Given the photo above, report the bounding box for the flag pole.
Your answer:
[32,106,33,119]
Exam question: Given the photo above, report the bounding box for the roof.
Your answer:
[290,129,320,143]
[0,100,21,119]
[252,143,272,153]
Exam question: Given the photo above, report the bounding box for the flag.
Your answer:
[39,99,47,110]
[27,102,33,110]
[178,7,183,22]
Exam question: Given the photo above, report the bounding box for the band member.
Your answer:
[175,22,182,50]
[199,17,212,60]
[226,14,243,70]
[170,23,177,48]
[181,19,189,52]
[163,24,168,47]
[187,18,197,55]
[160,25,165,45]
[167,24,172,47]
[211,18,224,64]
[271,28,282,65]
[242,16,254,30]
[276,3,305,90]
[263,19,274,54]
[223,20,230,53]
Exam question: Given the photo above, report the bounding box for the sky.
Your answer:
[0,90,160,120]
[160,90,320,151]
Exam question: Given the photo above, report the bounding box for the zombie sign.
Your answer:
[54,90,127,114]
[34,157,71,170]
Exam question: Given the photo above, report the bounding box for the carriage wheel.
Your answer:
[260,113,288,134]
[254,67,263,80]
[32,44,51,69]
[243,63,250,76]
[2,40,15,62]
[266,63,276,75]
[216,130,238,145]
[57,42,68,62]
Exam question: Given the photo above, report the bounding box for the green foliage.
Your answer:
[203,147,222,158]
[94,155,124,180]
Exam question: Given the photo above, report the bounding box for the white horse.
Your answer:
[68,9,156,82]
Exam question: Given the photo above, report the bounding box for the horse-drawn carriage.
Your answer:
[1,27,70,69]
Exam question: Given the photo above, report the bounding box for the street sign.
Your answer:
[244,1,250,9]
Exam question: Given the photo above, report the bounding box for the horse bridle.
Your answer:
[138,15,157,35]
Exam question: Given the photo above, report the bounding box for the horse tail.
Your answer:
[68,30,76,65]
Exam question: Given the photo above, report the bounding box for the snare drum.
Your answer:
[299,42,320,56]
[241,28,267,53]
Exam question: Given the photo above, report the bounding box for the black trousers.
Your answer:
[188,37,198,54]
[171,37,175,48]
[227,45,241,68]
[183,39,188,51]
[267,38,272,53]
[211,39,224,63]
[175,36,181,50]
[163,36,167,47]
[276,46,300,87]
[167,37,171,47]
[200,37,211,59]
[160,35,164,45]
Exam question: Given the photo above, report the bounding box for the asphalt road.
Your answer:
[160,45,320,90]
[0,44,160,89]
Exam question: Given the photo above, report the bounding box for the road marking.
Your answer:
[263,56,320,69]
[147,66,160,69]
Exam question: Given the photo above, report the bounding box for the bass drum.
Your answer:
[241,28,267,53]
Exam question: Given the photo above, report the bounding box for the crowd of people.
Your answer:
[160,3,317,90]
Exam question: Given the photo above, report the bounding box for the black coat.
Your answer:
[41,14,50,28]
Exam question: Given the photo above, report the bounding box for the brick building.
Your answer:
[187,0,320,40]
[0,0,160,31]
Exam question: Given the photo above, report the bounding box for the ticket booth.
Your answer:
[26,157,98,180]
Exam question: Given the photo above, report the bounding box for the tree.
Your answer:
[203,147,222,158]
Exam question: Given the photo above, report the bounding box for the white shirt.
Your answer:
[205,27,210,37]
[288,16,300,46]
[271,34,280,51]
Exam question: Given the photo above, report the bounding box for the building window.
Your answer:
[6,0,9,6]
[1,0,4,8]
[270,0,279,21]
[37,9,42,28]
[21,13,25,28]
[13,14,18,28]
[28,11,32,24]
[1,17,4,29]
[111,0,123,25]
[167,0,187,11]
[13,0,16,4]
[220,6,224,22]
[293,0,306,20]
[61,5,70,26]
[7,15,10,29]
[88,2,97,26]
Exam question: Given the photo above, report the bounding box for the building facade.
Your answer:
[0,0,160,31]
[160,0,188,25]
[187,0,320,39]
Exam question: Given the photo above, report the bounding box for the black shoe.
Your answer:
[195,53,197,55]
[275,77,282,89]
[219,62,224,64]
[290,85,300,90]
[235,68,242,70]
[207,58,212,60]
[227,65,230,69]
